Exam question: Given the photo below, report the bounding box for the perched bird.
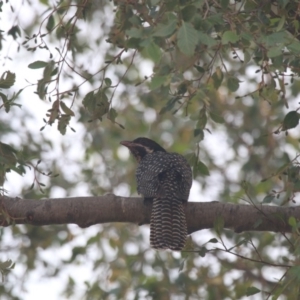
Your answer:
[120,137,192,251]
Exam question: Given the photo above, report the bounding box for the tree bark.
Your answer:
[0,195,298,234]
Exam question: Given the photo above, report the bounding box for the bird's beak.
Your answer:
[120,140,133,148]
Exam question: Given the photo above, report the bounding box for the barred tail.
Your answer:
[150,198,187,251]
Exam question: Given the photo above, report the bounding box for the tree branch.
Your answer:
[0,195,298,234]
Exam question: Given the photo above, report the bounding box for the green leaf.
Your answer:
[104,77,112,87]
[212,67,223,89]
[149,75,169,90]
[198,32,217,47]
[222,31,239,44]
[194,160,210,176]
[287,41,300,54]
[194,65,205,73]
[143,41,161,63]
[282,111,299,131]
[60,102,75,116]
[82,91,95,111]
[177,21,198,56]
[37,79,47,100]
[153,18,177,37]
[193,129,204,142]
[181,5,196,22]
[289,266,300,280]
[220,0,229,8]
[0,92,8,104]
[246,286,260,296]
[108,108,118,122]
[0,71,16,89]
[227,77,240,92]
[207,238,218,243]
[209,112,224,124]
[7,25,21,39]
[214,216,224,235]
[276,15,285,31]
[46,14,55,32]
[267,46,282,58]
[126,28,143,38]
[184,153,196,166]
[43,61,55,80]
[197,107,207,129]
[159,97,179,115]
[198,247,208,257]
[288,216,297,228]
[262,194,275,203]
[28,61,48,69]
[262,31,288,46]
[57,114,71,135]
[253,218,262,229]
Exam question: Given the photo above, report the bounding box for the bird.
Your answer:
[120,137,192,251]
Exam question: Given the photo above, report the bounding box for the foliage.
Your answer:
[1,0,300,298]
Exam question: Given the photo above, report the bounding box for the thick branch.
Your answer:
[0,195,298,234]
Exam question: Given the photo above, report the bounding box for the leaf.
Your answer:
[181,5,196,22]
[159,97,179,115]
[262,194,275,203]
[46,14,55,32]
[58,114,71,135]
[37,79,47,99]
[0,71,16,89]
[43,61,55,80]
[253,218,262,229]
[60,101,75,116]
[276,15,285,31]
[184,153,196,166]
[197,107,207,129]
[194,160,210,177]
[267,46,282,58]
[194,65,205,73]
[287,41,300,54]
[153,18,177,37]
[47,99,60,124]
[198,247,208,257]
[209,112,224,124]
[82,91,95,112]
[288,216,297,228]
[198,32,217,47]
[289,266,300,280]
[28,61,48,69]
[222,30,239,44]
[193,128,204,141]
[104,77,112,87]
[246,286,260,296]
[227,77,240,92]
[177,21,198,56]
[7,25,21,39]
[207,238,218,243]
[143,41,161,63]
[107,108,118,122]
[212,67,223,89]
[125,28,143,38]
[282,111,299,130]
[149,75,169,90]
[0,92,8,104]
[262,31,288,46]
[214,216,224,235]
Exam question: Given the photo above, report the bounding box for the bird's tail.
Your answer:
[150,198,187,251]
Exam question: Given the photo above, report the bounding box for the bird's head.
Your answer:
[120,137,166,162]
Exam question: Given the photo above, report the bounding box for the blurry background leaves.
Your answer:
[1,0,300,299]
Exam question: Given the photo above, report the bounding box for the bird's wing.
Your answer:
[137,152,192,200]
